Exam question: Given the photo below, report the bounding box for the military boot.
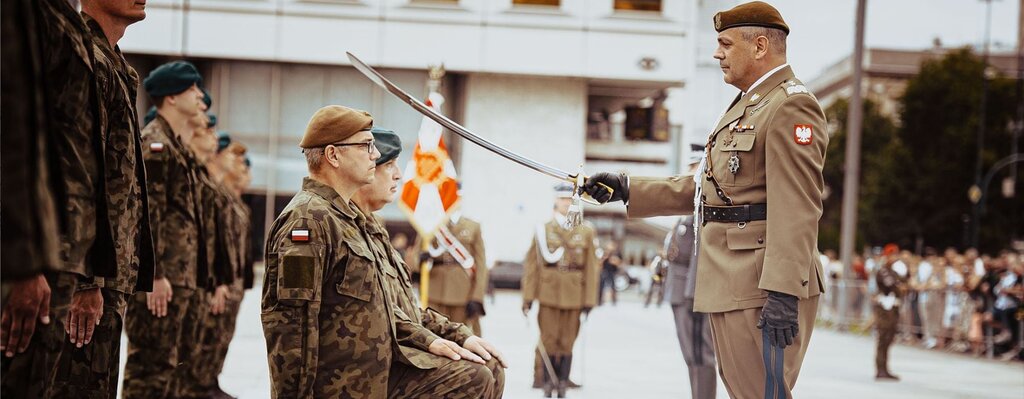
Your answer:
[543,356,559,398]
[557,355,572,398]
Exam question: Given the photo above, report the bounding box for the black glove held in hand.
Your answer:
[757,291,799,348]
[465,301,486,318]
[583,172,628,204]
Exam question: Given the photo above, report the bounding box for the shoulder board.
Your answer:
[783,80,810,97]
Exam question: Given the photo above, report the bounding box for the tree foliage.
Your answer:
[820,48,1023,254]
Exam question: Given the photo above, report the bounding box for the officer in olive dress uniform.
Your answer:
[522,184,601,398]
[413,209,489,336]
[874,245,904,381]
[585,3,829,398]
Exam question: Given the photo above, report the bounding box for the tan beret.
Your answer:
[226,141,247,155]
[714,1,789,35]
[299,105,373,149]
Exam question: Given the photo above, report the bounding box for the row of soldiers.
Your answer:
[0,0,254,398]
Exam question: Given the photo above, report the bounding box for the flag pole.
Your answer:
[419,237,433,309]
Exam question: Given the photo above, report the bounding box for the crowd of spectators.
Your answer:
[819,246,1024,361]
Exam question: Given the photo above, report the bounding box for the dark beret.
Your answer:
[202,89,213,109]
[299,105,373,149]
[143,106,157,126]
[714,1,789,35]
[143,61,203,97]
[370,127,402,166]
[207,113,217,128]
[217,131,232,153]
[244,156,252,168]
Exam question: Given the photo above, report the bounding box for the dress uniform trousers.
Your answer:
[538,306,581,356]
[709,297,817,399]
[874,304,898,374]
[672,298,717,399]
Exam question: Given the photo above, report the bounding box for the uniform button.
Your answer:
[801,280,808,286]
[757,237,764,244]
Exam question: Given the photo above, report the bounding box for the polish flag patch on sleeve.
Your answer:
[290,229,310,242]
[794,125,813,145]
[150,142,165,152]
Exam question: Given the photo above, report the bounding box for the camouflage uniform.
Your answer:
[522,217,600,394]
[1,1,93,397]
[179,176,240,398]
[414,216,489,335]
[262,178,493,398]
[45,13,157,399]
[124,115,206,399]
[365,214,504,398]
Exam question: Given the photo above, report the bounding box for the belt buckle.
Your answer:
[737,221,747,229]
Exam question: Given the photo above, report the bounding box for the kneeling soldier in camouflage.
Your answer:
[262,105,496,398]
[353,127,507,398]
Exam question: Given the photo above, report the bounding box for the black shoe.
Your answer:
[875,371,900,381]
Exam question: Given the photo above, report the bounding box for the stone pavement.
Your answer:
[118,284,1024,398]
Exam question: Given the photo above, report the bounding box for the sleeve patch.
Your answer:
[794,125,813,145]
[281,255,315,289]
[290,229,310,242]
[149,142,165,152]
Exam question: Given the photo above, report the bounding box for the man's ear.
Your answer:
[325,146,342,168]
[755,35,769,60]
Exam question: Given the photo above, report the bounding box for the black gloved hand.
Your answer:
[465,301,486,318]
[521,301,532,317]
[418,252,432,263]
[757,291,799,348]
[583,172,629,204]
[581,306,592,316]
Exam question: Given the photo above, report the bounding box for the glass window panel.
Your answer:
[225,63,272,135]
[614,0,661,12]
[513,0,560,6]
[279,65,327,139]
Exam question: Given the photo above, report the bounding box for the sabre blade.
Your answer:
[346,52,574,182]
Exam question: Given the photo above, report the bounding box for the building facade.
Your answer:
[122,0,742,265]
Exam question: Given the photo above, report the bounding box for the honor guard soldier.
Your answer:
[413,193,490,336]
[665,215,717,399]
[124,61,210,398]
[584,2,829,398]
[522,183,601,398]
[353,128,506,398]
[874,244,905,381]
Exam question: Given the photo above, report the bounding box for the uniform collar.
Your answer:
[302,177,359,220]
[742,63,790,97]
[713,65,795,134]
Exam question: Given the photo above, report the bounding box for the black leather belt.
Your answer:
[702,203,767,223]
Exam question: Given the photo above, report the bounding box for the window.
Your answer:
[513,0,560,6]
[614,0,661,12]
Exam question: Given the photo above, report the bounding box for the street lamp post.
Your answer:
[970,0,996,250]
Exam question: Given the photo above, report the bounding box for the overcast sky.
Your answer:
[758,0,1022,81]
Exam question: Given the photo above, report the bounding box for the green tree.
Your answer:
[820,98,902,252]
[821,48,1022,254]
[898,48,1022,254]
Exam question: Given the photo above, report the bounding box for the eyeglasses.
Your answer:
[328,139,375,154]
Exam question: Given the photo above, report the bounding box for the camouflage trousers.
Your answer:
[170,287,210,397]
[429,302,482,337]
[388,356,505,399]
[48,288,129,399]
[0,271,75,398]
[178,283,244,398]
[122,286,200,399]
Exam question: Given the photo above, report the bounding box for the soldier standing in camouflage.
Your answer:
[262,105,492,398]
[123,61,209,399]
[354,127,507,398]
[413,202,489,335]
[47,1,157,397]
[521,184,601,398]
[184,132,248,399]
[1,0,69,397]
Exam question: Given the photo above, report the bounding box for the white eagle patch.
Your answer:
[794,125,813,145]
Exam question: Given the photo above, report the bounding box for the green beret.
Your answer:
[299,105,373,149]
[207,113,217,128]
[217,131,231,153]
[144,61,203,98]
[370,127,402,166]
[202,89,213,109]
[143,106,157,125]
[714,1,789,35]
